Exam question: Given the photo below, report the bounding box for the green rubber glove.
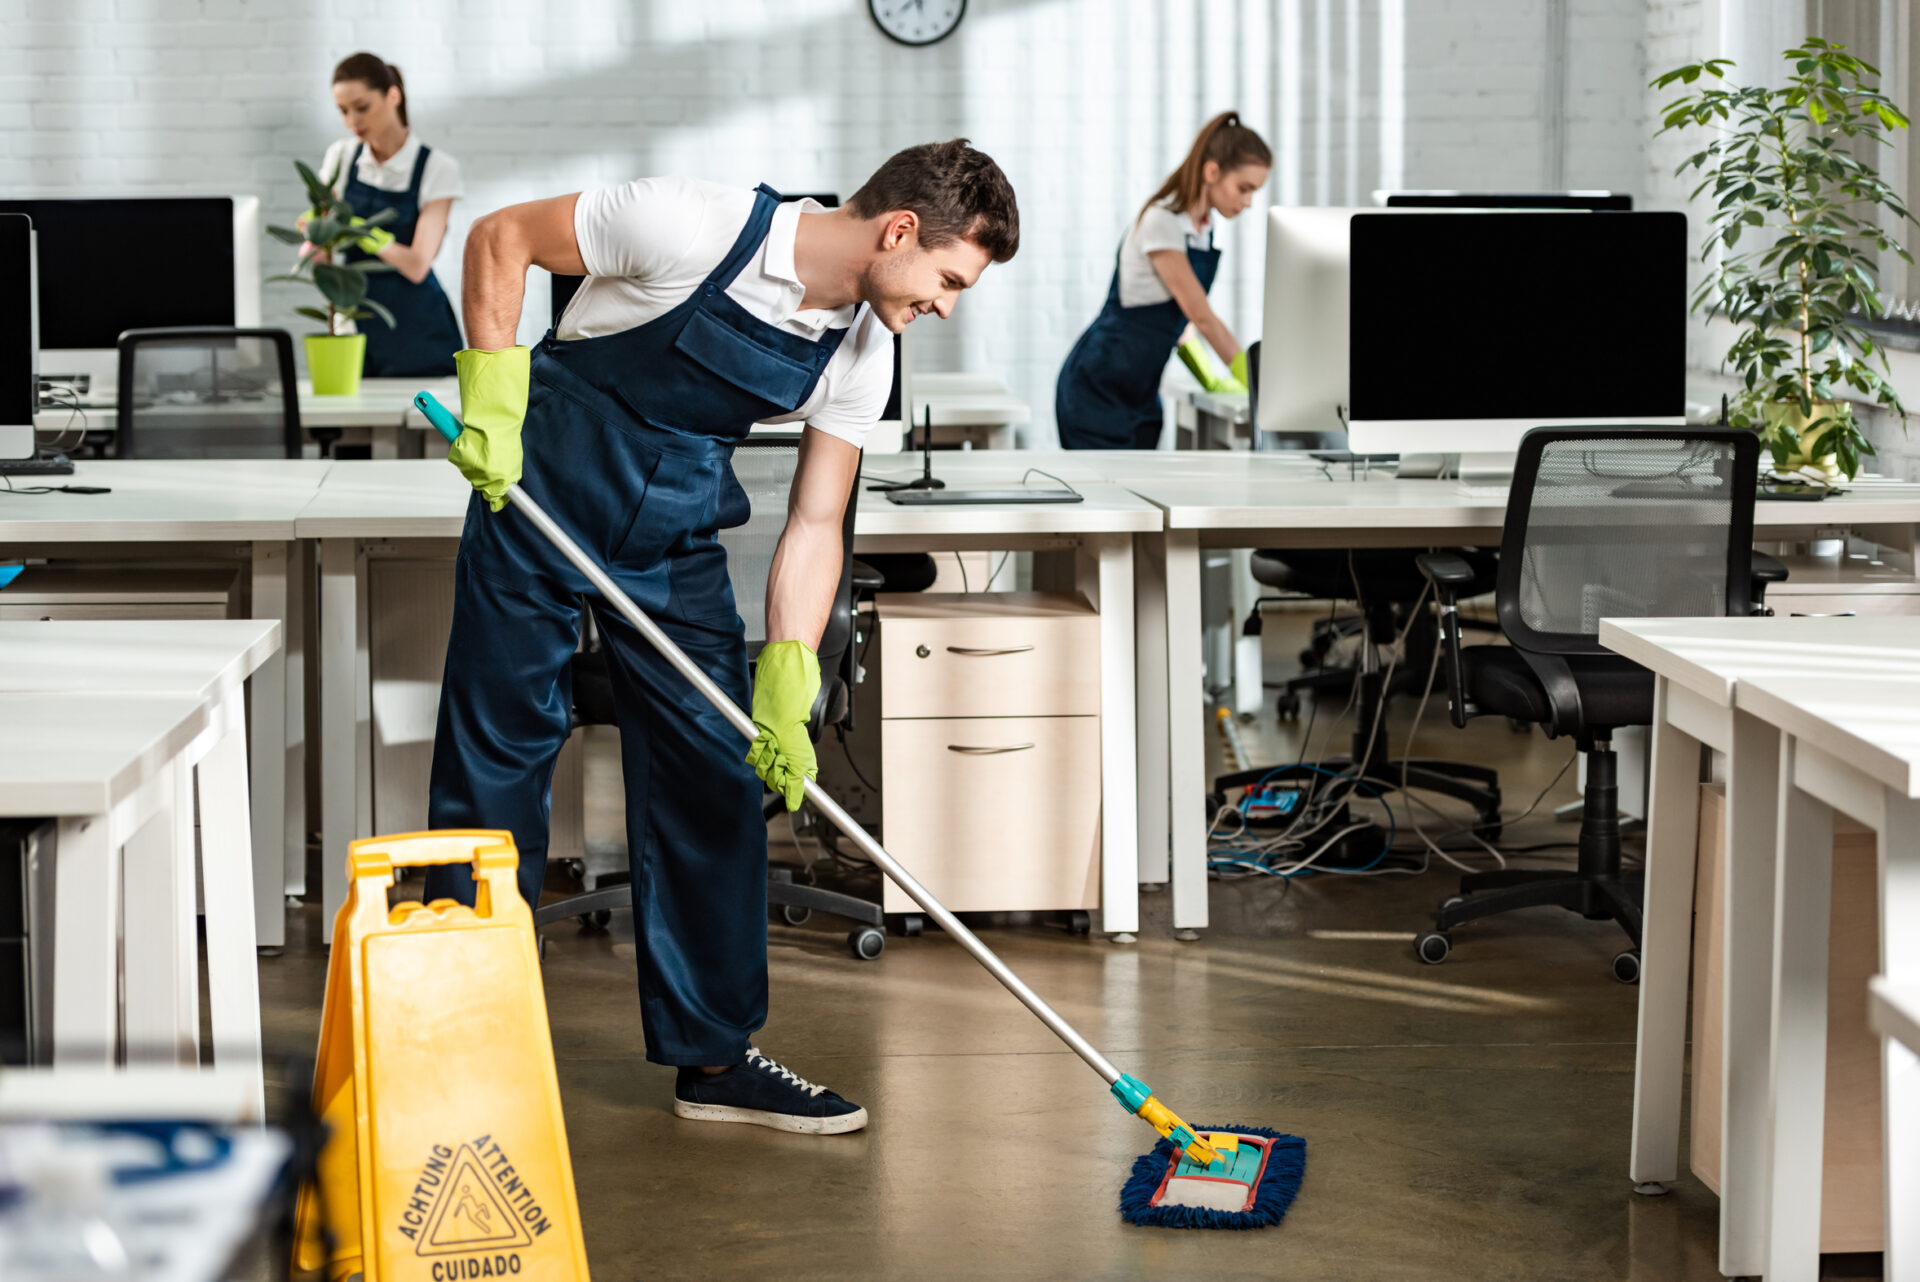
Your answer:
[1229,350,1250,388]
[746,640,821,811]
[1176,336,1223,390]
[355,225,395,254]
[449,347,528,513]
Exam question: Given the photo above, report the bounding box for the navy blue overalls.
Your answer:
[342,142,464,378]
[1053,227,1220,449]
[425,185,846,1066]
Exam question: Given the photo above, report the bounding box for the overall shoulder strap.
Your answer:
[406,143,433,197]
[704,184,782,291]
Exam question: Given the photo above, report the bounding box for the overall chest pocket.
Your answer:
[673,306,822,411]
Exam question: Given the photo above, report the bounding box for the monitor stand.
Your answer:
[1394,452,1450,479]
[0,424,32,462]
[1457,452,1517,485]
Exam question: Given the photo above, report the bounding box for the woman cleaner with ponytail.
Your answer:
[309,52,466,376]
[1055,112,1271,448]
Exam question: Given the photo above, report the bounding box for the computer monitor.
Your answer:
[0,196,260,399]
[1,215,35,460]
[1345,211,1686,459]
[1257,207,1399,442]
[1378,190,1633,211]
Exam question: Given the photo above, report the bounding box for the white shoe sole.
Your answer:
[673,1098,870,1135]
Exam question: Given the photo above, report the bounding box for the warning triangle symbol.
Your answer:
[417,1144,533,1257]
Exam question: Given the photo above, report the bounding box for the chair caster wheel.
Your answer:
[780,905,812,927]
[538,935,549,961]
[1612,948,1641,985]
[1276,692,1301,720]
[564,858,587,881]
[576,909,611,930]
[898,914,925,938]
[1440,894,1466,913]
[1415,931,1452,965]
[1066,910,1091,936]
[1298,648,1321,669]
[849,928,885,960]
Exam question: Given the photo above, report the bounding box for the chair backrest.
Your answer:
[722,436,859,672]
[1497,427,1758,654]
[115,327,301,459]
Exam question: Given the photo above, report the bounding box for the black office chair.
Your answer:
[1413,426,1768,981]
[115,327,302,459]
[1216,340,1505,835]
[534,435,892,960]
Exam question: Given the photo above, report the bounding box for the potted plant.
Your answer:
[265,160,398,396]
[1654,38,1914,482]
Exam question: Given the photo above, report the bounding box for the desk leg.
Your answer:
[1082,535,1139,938]
[1765,735,1834,1281]
[122,762,191,1066]
[1881,791,1920,1282]
[249,540,289,950]
[1720,708,1783,1278]
[1134,531,1170,888]
[198,706,266,1119]
[1228,549,1263,719]
[1630,679,1701,1191]
[52,812,117,1067]
[319,537,369,933]
[1164,530,1207,935]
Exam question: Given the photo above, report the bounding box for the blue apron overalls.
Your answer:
[342,142,464,378]
[425,185,847,1066]
[1054,230,1221,449]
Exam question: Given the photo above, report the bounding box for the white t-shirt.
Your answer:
[1116,200,1214,308]
[319,135,464,213]
[562,177,891,448]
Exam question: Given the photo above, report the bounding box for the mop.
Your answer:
[415,392,1305,1230]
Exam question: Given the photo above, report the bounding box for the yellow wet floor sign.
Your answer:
[294,831,589,1281]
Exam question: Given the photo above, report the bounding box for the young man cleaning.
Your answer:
[424,141,1020,1134]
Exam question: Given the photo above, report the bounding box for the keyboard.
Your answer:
[1456,483,1510,500]
[0,455,76,476]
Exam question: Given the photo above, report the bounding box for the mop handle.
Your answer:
[416,393,1124,1087]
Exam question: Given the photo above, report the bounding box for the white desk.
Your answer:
[0,459,331,950]
[1738,671,1920,1281]
[1599,616,1920,1279]
[910,372,1030,450]
[295,460,1160,940]
[1136,474,1920,934]
[0,692,208,1070]
[0,620,281,1114]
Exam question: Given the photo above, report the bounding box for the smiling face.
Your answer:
[1201,161,1270,220]
[859,212,994,333]
[332,79,403,143]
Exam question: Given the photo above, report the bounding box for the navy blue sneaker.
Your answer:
[673,1048,869,1135]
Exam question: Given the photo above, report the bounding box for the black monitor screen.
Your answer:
[1348,211,1685,421]
[1384,192,1633,210]
[0,198,235,349]
[1,215,31,422]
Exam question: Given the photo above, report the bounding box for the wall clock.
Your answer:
[870,0,965,47]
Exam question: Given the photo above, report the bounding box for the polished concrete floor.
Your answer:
[259,609,1881,1281]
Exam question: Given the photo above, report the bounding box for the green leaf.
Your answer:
[294,306,332,324]
[313,262,368,310]
[294,159,334,209]
[262,272,311,285]
[357,296,398,329]
[305,215,343,248]
[361,207,399,228]
[265,225,307,246]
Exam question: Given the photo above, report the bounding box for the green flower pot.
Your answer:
[1759,399,1851,481]
[305,333,366,396]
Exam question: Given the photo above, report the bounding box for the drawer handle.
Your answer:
[947,743,1036,755]
[944,645,1034,656]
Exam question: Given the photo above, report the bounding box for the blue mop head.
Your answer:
[1118,1125,1305,1230]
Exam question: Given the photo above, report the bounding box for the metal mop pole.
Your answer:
[415,392,1220,1166]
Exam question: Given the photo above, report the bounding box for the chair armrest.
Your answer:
[1749,550,1788,615]
[1416,551,1477,600]
[850,558,886,592]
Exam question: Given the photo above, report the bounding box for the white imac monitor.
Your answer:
[0,196,259,400]
[1345,211,1686,463]
[1,214,35,461]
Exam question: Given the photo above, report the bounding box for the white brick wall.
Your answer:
[5,0,1647,444]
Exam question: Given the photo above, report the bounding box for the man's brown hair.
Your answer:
[846,139,1020,263]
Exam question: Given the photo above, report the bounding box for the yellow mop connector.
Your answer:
[1110,1074,1223,1168]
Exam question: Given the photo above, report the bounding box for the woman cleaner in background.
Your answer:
[309,52,466,376]
[1054,112,1271,449]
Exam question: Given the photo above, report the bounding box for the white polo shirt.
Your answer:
[319,134,464,211]
[561,177,892,449]
[1116,199,1214,308]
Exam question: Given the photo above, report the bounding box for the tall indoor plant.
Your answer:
[265,160,398,396]
[1654,38,1914,481]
